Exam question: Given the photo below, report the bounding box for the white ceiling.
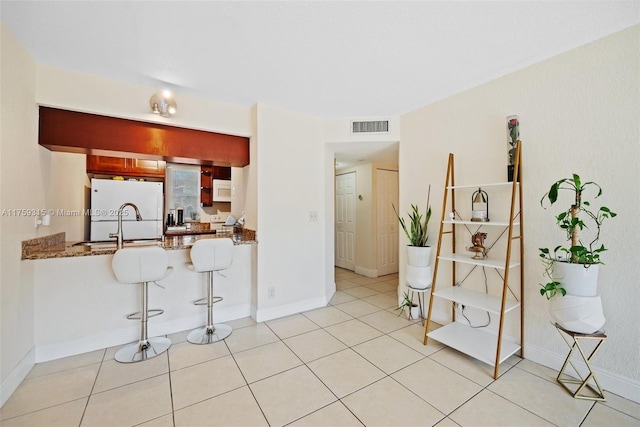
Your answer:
[2,1,638,168]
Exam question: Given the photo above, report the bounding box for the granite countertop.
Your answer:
[164,221,220,236]
[22,229,257,260]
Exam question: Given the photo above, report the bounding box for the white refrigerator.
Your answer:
[90,178,164,241]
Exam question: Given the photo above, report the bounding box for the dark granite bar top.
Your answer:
[22,229,257,260]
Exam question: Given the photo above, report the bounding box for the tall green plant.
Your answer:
[539,174,616,264]
[393,203,431,246]
[538,173,617,299]
[393,186,432,247]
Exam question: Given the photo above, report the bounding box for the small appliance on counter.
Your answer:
[176,206,184,225]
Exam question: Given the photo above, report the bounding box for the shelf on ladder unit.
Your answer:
[432,287,520,315]
[427,322,521,367]
[437,253,520,270]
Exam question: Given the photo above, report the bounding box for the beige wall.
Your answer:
[400,25,640,389]
[36,65,251,138]
[0,23,41,403]
[254,104,328,320]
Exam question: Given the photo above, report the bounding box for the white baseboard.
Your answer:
[255,297,327,323]
[1,348,35,408]
[326,281,336,304]
[524,342,640,404]
[354,266,378,278]
[35,303,252,363]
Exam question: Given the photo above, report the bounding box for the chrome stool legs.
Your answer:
[115,281,171,363]
[188,271,232,344]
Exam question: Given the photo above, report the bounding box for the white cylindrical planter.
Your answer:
[405,246,433,290]
[406,246,432,267]
[553,262,600,297]
[406,265,432,289]
[549,294,606,334]
[409,304,420,320]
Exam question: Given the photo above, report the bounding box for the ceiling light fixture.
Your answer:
[150,90,177,117]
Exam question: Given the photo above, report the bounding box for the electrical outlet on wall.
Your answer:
[268,287,276,299]
[309,211,318,222]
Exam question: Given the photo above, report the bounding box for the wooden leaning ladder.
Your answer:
[422,141,524,379]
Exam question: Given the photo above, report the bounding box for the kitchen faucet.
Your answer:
[110,202,143,249]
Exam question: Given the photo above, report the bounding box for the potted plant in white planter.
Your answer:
[396,291,420,320]
[393,187,432,289]
[539,174,616,333]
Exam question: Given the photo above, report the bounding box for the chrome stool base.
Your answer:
[115,336,171,363]
[187,323,232,345]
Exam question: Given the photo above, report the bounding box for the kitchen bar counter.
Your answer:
[29,236,256,362]
[22,229,257,260]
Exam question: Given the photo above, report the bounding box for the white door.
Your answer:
[376,169,399,276]
[335,172,356,271]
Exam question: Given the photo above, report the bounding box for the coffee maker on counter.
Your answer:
[166,206,185,228]
[176,206,184,226]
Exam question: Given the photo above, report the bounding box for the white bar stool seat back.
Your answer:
[112,246,173,363]
[187,238,234,344]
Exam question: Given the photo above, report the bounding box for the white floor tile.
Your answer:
[283,328,347,363]
[307,349,385,398]
[0,364,99,420]
[289,401,364,426]
[234,341,302,383]
[352,335,424,374]
[265,313,320,339]
[0,398,87,427]
[250,366,336,426]
[488,366,594,426]
[174,386,268,427]
[342,377,444,426]
[82,374,172,426]
[449,389,554,426]
[4,268,639,427]
[392,357,483,414]
[170,355,246,410]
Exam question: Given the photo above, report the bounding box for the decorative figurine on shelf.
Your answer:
[467,232,487,259]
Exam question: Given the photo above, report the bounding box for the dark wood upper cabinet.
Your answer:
[200,166,213,207]
[39,107,250,167]
[87,155,166,178]
[199,165,230,207]
[213,166,232,180]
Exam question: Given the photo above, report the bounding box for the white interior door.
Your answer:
[376,169,399,276]
[335,172,356,271]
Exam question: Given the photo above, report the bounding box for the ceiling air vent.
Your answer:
[351,120,389,133]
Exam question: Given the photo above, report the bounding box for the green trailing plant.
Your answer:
[395,291,417,317]
[538,173,617,299]
[392,186,432,247]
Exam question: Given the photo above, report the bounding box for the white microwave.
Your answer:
[213,179,232,202]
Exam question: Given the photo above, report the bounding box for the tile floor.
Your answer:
[2,268,639,426]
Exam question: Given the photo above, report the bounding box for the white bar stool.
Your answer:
[112,246,173,363]
[187,238,234,344]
